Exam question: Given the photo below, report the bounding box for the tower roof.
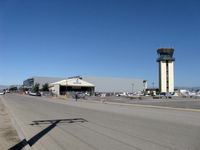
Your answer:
[157,48,174,56]
[157,48,175,62]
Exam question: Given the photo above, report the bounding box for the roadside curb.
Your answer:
[105,102,200,113]
[1,96,32,150]
[80,99,200,113]
[15,94,200,113]
[35,95,200,113]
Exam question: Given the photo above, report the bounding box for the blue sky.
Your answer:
[0,0,200,87]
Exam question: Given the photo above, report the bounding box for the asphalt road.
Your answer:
[2,94,200,150]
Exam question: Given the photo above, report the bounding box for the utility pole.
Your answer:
[152,82,155,89]
[131,83,134,93]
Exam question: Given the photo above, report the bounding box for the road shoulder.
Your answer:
[0,96,21,150]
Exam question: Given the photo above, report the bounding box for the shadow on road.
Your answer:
[9,118,88,150]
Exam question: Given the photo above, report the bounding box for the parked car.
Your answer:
[0,90,5,95]
[95,92,101,96]
[40,91,53,96]
[153,92,173,99]
[77,93,85,99]
[72,92,85,99]
[29,91,41,96]
[5,90,10,93]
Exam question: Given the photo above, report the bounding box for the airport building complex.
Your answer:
[23,76,146,95]
[157,48,175,93]
[22,48,176,95]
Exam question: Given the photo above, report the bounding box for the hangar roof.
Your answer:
[50,78,95,87]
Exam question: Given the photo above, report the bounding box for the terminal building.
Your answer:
[23,76,146,95]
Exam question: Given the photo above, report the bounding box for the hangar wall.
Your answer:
[83,76,144,93]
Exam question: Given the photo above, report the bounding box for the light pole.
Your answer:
[152,82,155,89]
[65,80,67,95]
[131,83,134,93]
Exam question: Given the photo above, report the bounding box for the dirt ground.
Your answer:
[0,97,20,150]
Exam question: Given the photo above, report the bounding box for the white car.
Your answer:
[5,90,10,93]
[0,91,5,95]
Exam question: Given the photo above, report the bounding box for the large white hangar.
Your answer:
[50,78,95,95]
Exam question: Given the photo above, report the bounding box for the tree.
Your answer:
[42,83,49,91]
[9,87,17,91]
[32,83,40,93]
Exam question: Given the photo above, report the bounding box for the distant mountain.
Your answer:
[175,87,200,90]
[0,85,9,90]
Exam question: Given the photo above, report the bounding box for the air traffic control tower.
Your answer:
[157,48,175,93]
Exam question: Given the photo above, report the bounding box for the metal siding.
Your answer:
[83,76,144,93]
[33,77,65,89]
[29,76,144,92]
